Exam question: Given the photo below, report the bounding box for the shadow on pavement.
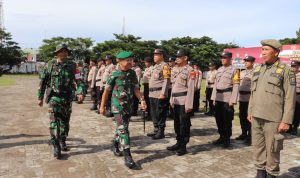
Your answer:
[279,166,300,178]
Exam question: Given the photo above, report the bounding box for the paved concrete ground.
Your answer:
[0,76,300,178]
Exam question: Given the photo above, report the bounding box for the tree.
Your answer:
[93,34,159,60]
[39,37,94,62]
[280,28,300,45]
[0,29,22,66]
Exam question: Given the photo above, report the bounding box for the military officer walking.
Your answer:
[38,44,85,159]
[167,50,195,156]
[147,49,171,139]
[100,51,146,169]
[205,61,217,116]
[236,56,255,145]
[102,55,115,117]
[248,39,296,178]
[211,52,239,148]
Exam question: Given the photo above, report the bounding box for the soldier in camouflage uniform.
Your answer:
[100,51,146,169]
[38,44,85,159]
[80,60,89,96]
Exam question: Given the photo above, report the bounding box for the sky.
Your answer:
[3,0,300,49]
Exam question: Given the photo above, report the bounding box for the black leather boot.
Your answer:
[212,136,224,145]
[167,141,180,151]
[176,143,187,156]
[222,138,231,148]
[60,138,68,151]
[90,104,98,111]
[256,169,266,178]
[235,132,247,140]
[147,128,158,137]
[111,142,123,157]
[53,139,61,159]
[152,129,165,140]
[123,149,136,169]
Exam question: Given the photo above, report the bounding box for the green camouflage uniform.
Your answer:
[38,59,84,142]
[105,68,139,149]
[81,63,89,95]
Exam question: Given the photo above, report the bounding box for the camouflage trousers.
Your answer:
[48,96,72,141]
[113,113,130,149]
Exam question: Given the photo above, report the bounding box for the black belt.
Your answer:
[217,88,233,93]
[239,91,251,95]
[96,79,101,82]
[297,92,300,95]
[149,87,162,92]
[208,82,214,85]
[172,92,187,97]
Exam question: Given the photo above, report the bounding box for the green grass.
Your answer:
[0,76,16,86]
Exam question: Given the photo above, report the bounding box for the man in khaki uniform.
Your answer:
[211,52,239,148]
[167,49,195,156]
[95,58,106,114]
[147,49,171,139]
[131,59,142,116]
[289,61,300,135]
[142,57,153,120]
[193,63,202,113]
[102,55,116,117]
[236,56,255,145]
[88,59,98,110]
[248,39,296,178]
[205,61,217,116]
[167,57,177,118]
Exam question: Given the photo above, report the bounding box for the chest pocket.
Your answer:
[154,69,162,80]
[222,71,233,84]
[251,75,259,91]
[177,72,188,86]
[265,76,282,95]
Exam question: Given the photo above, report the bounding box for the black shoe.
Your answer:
[111,142,123,157]
[52,140,61,159]
[90,105,98,111]
[60,140,68,151]
[146,132,156,137]
[123,149,136,169]
[235,134,247,140]
[152,130,165,140]
[290,127,298,136]
[222,139,231,148]
[244,136,251,145]
[266,173,276,178]
[167,142,180,151]
[176,147,187,156]
[212,137,224,145]
[256,170,266,178]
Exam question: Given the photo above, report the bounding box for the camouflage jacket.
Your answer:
[80,63,89,86]
[38,59,85,102]
[105,69,139,114]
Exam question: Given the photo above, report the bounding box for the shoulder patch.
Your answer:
[162,65,171,79]
[233,70,240,84]
[289,69,296,85]
[189,70,196,80]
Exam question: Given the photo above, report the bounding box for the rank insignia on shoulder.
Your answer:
[189,71,196,80]
[254,65,261,73]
